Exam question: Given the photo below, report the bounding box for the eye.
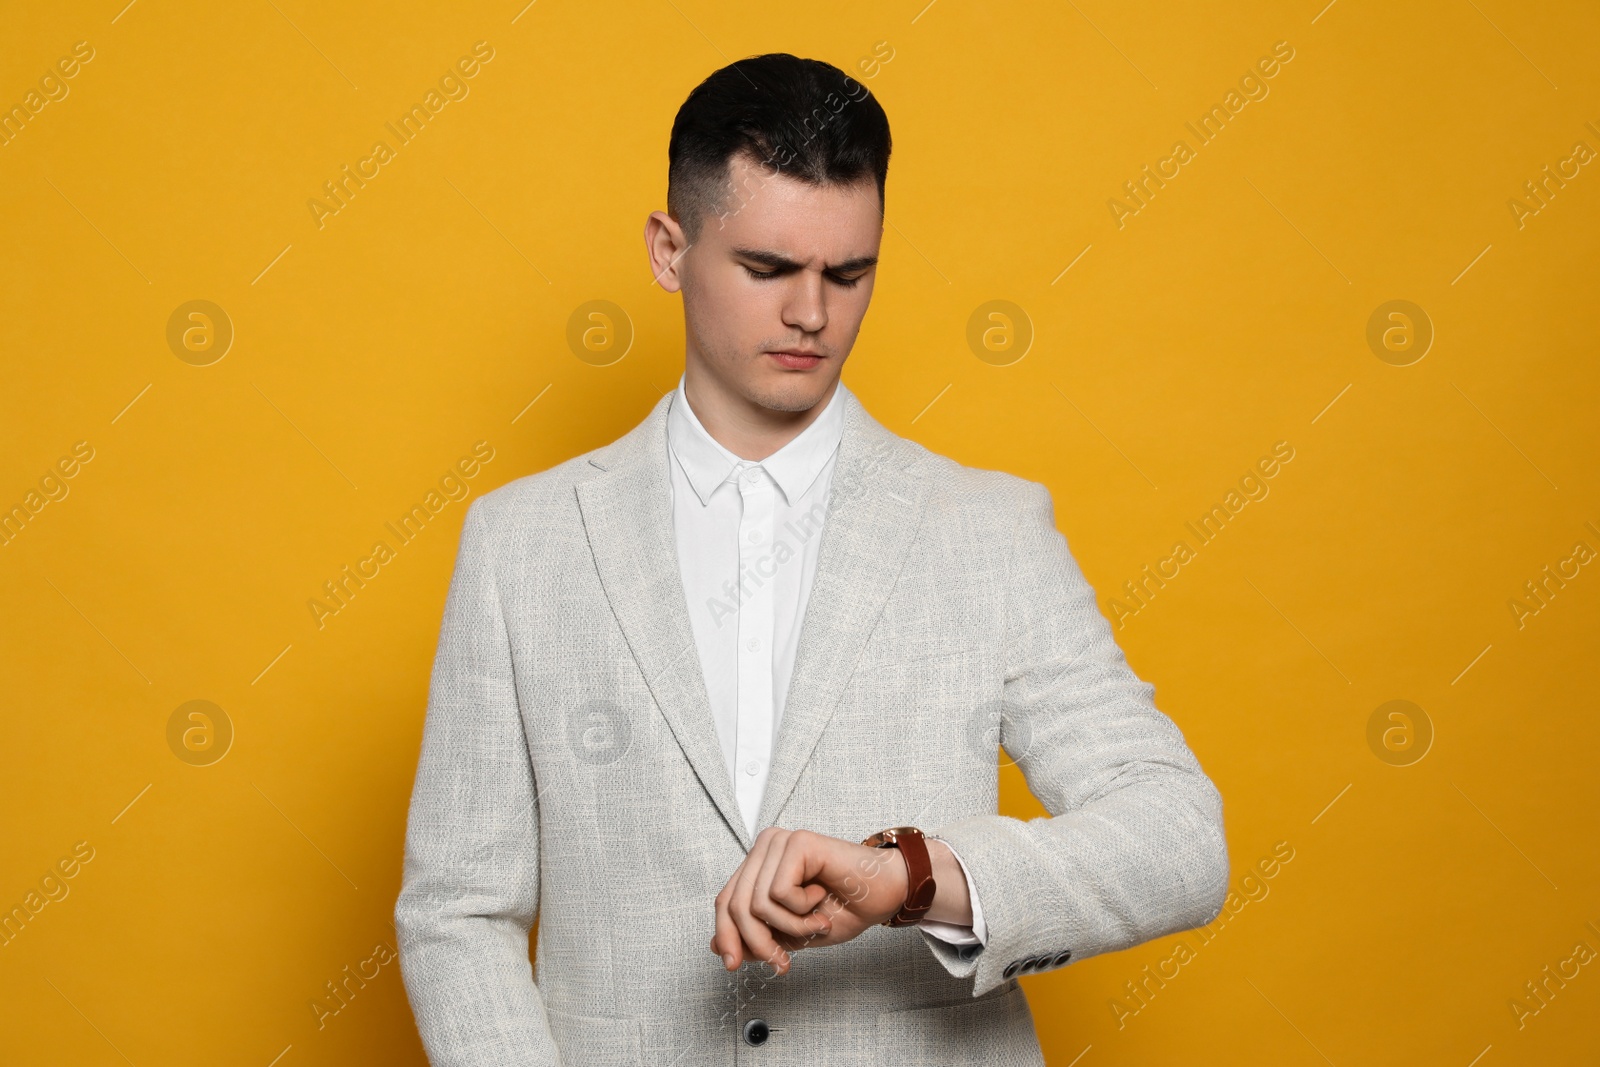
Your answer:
[743,265,779,281]
[829,274,863,289]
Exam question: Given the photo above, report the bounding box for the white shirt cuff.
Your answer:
[916,837,987,946]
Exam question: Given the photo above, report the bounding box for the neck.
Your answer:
[681,364,839,462]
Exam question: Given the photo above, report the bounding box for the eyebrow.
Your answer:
[729,246,879,274]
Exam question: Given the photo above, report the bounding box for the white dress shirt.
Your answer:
[665,373,987,948]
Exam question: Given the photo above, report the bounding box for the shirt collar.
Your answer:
[667,372,849,507]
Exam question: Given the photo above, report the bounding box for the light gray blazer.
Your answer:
[395,387,1229,1066]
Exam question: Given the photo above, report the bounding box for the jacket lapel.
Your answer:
[575,392,754,850]
[753,395,929,833]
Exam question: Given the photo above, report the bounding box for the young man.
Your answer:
[395,53,1229,1065]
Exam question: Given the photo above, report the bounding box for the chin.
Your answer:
[751,373,836,414]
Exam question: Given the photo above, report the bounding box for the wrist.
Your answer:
[921,837,974,927]
[889,846,912,919]
[859,826,936,927]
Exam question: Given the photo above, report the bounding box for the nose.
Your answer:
[781,271,827,335]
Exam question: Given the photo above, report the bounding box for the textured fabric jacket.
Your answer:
[394,387,1231,1066]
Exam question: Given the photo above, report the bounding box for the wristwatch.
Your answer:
[860,825,938,927]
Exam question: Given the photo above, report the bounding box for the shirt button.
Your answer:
[744,759,760,775]
[744,469,761,483]
[748,529,763,543]
[747,637,760,651]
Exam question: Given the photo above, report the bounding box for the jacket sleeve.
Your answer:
[394,496,563,1064]
[922,479,1230,996]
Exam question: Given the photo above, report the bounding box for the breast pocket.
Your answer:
[851,630,985,673]
[835,647,1004,796]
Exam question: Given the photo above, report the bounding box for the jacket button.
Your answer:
[1052,950,1072,967]
[1002,959,1024,979]
[743,1018,770,1046]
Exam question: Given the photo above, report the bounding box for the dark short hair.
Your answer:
[666,53,892,242]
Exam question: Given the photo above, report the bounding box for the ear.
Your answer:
[645,210,691,293]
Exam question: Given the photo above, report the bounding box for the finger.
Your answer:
[769,831,834,921]
[778,840,836,939]
[771,927,812,953]
[736,912,792,973]
[798,883,832,924]
[713,878,742,970]
[742,929,790,964]
[730,832,792,974]
[762,837,834,940]
[750,834,827,940]
[718,827,784,967]
[733,849,792,974]
[714,842,764,970]
[714,832,769,969]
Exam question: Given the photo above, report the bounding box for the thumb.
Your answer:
[771,876,831,917]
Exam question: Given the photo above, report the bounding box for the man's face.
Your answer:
[647,151,883,416]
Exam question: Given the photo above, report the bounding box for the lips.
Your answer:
[767,350,824,368]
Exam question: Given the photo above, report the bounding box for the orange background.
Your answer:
[2,1,1597,1063]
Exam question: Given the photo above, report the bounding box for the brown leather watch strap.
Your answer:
[860,825,938,927]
